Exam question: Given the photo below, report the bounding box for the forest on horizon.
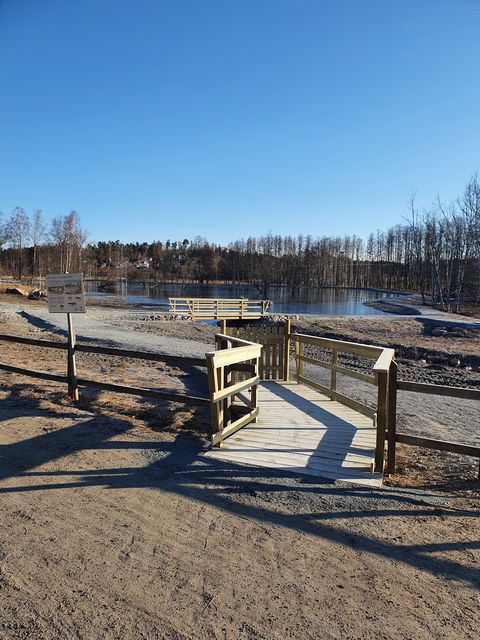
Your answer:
[1,175,479,314]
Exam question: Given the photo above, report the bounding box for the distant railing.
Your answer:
[206,334,262,447]
[291,332,396,473]
[168,298,271,319]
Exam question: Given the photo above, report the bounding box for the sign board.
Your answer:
[46,273,86,313]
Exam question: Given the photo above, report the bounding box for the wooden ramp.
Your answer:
[205,382,383,487]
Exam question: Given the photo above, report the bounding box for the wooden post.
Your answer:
[374,370,388,472]
[66,312,79,402]
[220,319,227,335]
[206,353,222,447]
[386,360,398,475]
[294,338,304,382]
[283,319,291,382]
[330,348,338,396]
[251,354,259,423]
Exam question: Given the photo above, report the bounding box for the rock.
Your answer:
[449,358,461,367]
[419,359,427,364]
[5,286,28,296]
[27,289,44,300]
[431,328,448,337]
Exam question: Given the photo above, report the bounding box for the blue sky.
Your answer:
[1,0,479,245]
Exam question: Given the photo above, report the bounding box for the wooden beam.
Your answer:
[75,344,206,367]
[0,362,68,384]
[374,370,388,473]
[76,377,210,406]
[386,360,398,475]
[396,433,480,457]
[291,333,383,358]
[372,349,395,374]
[211,408,260,445]
[283,318,291,382]
[397,380,480,401]
[0,333,66,350]
[212,376,260,403]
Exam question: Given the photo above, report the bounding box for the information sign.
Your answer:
[46,273,86,313]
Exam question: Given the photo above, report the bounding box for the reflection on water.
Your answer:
[85,282,398,316]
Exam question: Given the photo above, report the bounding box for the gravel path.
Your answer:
[0,303,212,360]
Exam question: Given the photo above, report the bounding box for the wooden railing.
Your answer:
[0,333,210,407]
[168,298,271,319]
[394,380,480,479]
[221,319,291,381]
[291,333,396,473]
[206,333,262,447]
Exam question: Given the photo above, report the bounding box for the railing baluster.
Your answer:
[330,348,338,396]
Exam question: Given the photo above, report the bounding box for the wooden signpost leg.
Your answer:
[67,312,79,402]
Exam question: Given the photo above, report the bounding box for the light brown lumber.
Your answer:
[211,408,259,445]
[211,375,260,403]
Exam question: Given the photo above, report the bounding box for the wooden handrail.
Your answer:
[206,333,262,447]
[291,332,396,473]
[168,298,271,319]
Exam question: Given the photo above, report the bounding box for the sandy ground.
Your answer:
[1,388,479,640]
[0,296,479,639]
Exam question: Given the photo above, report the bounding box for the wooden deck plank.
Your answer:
[205,381,382,487]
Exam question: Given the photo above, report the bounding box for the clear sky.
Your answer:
[1,0,479,245]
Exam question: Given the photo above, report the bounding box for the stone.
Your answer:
[5,286,28,296]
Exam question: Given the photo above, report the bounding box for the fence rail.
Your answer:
[168,297,271,319]
[0,333,209,407]
[206,333,262,446]
[394,379,480,478]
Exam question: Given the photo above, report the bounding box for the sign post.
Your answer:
[45,273,86,401]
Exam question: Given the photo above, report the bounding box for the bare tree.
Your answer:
[31,209,46,279]
[6,207,31,279]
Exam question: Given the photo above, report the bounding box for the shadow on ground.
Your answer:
[0,387,479,589]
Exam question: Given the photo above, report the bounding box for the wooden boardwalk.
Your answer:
[205,381,383,487]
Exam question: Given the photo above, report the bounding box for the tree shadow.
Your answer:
[0,389,479,589]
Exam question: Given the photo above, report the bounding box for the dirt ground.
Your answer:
[0,297,479,639]
[1,384,479,640]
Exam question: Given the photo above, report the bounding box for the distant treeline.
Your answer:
[1,175,479,312]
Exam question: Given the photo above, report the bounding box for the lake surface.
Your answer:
[85,282,400,316]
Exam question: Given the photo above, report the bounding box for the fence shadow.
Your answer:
[0,389,478,589]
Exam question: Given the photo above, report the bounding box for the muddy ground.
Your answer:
[0,297,479,639]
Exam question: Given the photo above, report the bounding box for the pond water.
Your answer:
[85,282,400,316]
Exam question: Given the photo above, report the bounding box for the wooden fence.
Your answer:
[291,332,396,473]
[394,380,480,478]
[205,333,262,447]
[0,333,210,407]
[168,298,271,320]
[221,319,291,381]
